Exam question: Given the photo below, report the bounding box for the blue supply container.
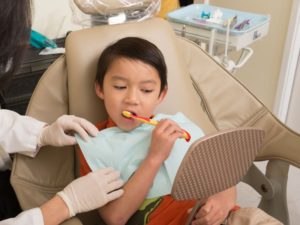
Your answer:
[30,30,57,49]
[167,4,270,36]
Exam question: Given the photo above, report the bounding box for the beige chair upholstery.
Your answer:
[11,18,300,225]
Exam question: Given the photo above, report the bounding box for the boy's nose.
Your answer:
[124,90,139,105]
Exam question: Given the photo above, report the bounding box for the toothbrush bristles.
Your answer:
[122,111,133,118]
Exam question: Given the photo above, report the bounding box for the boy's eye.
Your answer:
[113,85,126,90]
[141,89,153,93]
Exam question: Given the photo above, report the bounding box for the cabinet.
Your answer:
[0,39,64,115]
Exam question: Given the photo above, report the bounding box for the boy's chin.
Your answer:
[119,125,138,132]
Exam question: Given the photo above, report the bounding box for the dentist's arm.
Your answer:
[37,115,98,148]
[0,110,46,155]
[0,110,98,156]
[0,168,124,225]
[46,168,124,225]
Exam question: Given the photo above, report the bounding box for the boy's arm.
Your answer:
[99,119,183,225]
[192,186,237,225]
[99,155,162,225]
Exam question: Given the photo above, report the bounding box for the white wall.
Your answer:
[31,0,86,39]
[286,55,300,133]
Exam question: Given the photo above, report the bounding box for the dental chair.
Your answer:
[10,17,300,225]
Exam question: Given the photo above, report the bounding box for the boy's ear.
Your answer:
[158,86,168,103]
[95,83,104,99]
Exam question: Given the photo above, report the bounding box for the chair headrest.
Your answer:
[65,18,211,130]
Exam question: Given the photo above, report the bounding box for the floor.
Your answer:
[237,161,300,225]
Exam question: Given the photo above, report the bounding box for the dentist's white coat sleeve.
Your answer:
[0,109,46,156]
[0,208,44,225]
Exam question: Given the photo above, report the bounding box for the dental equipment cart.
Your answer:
[166,4,270,72]
[167,4,270,51]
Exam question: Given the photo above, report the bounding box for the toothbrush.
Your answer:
[122,111,191,142]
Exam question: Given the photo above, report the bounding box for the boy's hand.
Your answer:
[190,187,236,225]
[148,119,183,163]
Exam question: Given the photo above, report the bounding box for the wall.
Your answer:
[33,0,292,110]
[31,0,86,39]
[286,56,300,132]
[194,0,292,110]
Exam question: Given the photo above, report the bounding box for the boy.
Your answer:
[77,37,236,225]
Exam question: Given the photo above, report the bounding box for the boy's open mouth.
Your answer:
[122,111,136,120]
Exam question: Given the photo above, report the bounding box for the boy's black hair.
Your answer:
[95,37,167,95]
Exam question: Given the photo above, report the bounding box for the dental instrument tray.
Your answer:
[167,4,270,50]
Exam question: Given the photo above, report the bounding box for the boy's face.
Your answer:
[95,57,167,131]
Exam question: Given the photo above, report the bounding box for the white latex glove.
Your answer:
[57,168,124,217]
[38,115,98,147]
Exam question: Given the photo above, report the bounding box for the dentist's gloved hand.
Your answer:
[57,168,124,217]
[38,115,98,147]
